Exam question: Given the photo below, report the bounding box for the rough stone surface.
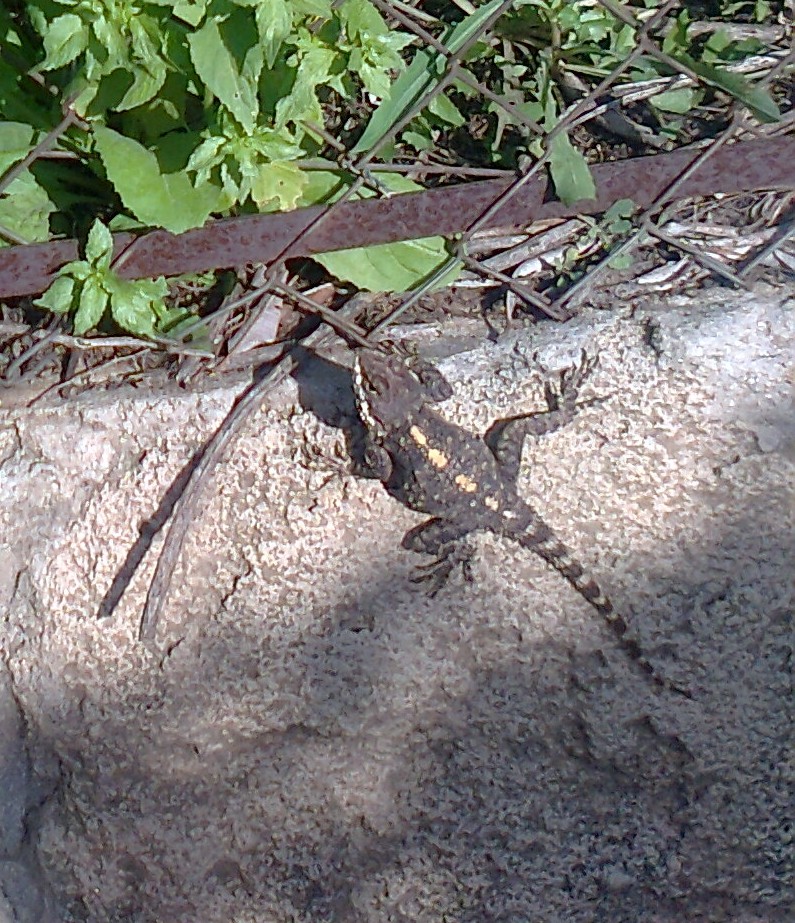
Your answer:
[0,662,28,857]
[0,288,792,922]
[0,662,60,923]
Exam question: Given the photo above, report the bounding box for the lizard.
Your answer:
[352,344,691,698]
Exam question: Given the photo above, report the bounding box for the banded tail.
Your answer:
[517,524,691,698]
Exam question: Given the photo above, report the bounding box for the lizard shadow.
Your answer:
[290,347,375,473]
[20,495,792,922]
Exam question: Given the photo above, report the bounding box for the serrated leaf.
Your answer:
[33,275,76,314]
[254,0,292,70]
[0,122,34,172]
[84,220,113,268]
[117,60,167,110]
[250,160,306,210]
[173,0,207,27]
[107,277,159,336]
[0,171,55,243]
[188,19,258,132]
[274,43,334,129]
[94,126,221,233]
[314,237,452,291]
[342,0,388,39]
[548,131,596,206]
[74,277,108,334]
[58,259,93,282]
[41,14,88,70]
[92,16,127,61]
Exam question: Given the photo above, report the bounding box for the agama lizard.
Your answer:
[352,345,690,697]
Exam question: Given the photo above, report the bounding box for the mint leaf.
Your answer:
[188,19,258,132]
[33,276,76,314]
[0,121,34,171]
[254,0,292,70]
[250,160,306,210]
[74,277,108,334]
[41,14,88,71]
[106,275,166,336]
[117,60,168,111]
[0,171,55,243]
[94,126,220,233]
[84,219,113,269]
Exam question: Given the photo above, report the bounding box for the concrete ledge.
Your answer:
[0,288,792,921]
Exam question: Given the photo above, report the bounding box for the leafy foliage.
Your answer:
[0,1,783,335]
[33,219,179,335]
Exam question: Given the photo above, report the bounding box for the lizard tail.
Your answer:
[517,526,691,697]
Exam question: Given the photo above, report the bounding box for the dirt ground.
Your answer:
[1,289,792,922]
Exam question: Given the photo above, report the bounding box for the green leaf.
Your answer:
[0,124,56,243]
[314,236,452,291]
[84,219,113,269]
[352,50,429,153]
[675,52,780,123]
[92,15,128,62]
[58,259,93,283]
[548,131,596,206]
[33,275,76,314]
[607,252,633,270]
[274,42,335,129]
[428,92,464,128]
[188,19,258,132]
[353,0,503,153]
[173,0,207,28]
[94,126,221,233]
[41,14,88,71]
[117,60,167,111]
[250,160,306,210]
[443,0,506,55]
[106,275,166,336]
[254,0,292,70]
[0,171,55,243]
[74,277,108,334]
[401,129,434,152]
[650,87,698,114]
[342,0,388,40]
[0,122,34,172]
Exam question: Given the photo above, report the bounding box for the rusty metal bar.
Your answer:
[0,135,793,299]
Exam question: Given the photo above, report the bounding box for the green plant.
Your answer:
[0,1,783,336]
[33,218,180,335]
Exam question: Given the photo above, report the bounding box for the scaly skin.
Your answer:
[353,347,690,698]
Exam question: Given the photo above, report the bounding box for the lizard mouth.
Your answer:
[352,355,385,435]
[353,348,426,431]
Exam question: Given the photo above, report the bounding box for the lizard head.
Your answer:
[353,349,428,436]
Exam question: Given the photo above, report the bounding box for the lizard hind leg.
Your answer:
[401,517,475,597]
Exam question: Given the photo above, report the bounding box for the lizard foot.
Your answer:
[410,543,475,597]
[544,348,600,412]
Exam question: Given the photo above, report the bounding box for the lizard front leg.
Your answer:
[485,350,602,482]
